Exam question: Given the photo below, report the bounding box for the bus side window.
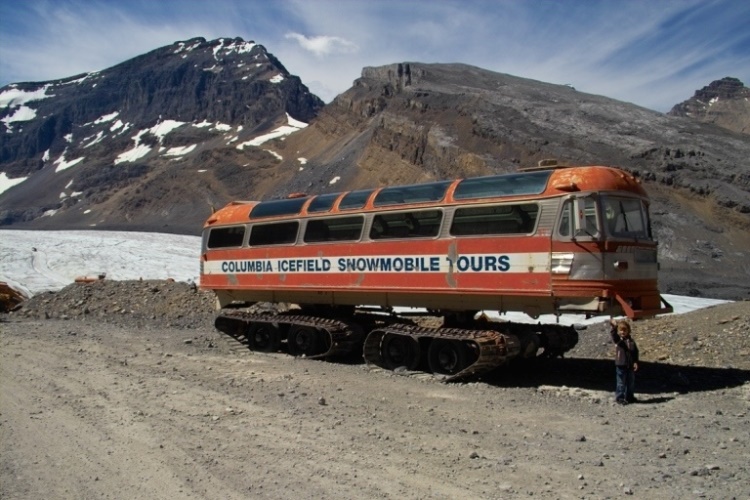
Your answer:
[304,216,364,243]
[207,226,246,248]
[249,221,299,246]
[450,203,537,236]
[370,210,442,240]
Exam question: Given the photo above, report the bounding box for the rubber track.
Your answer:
[214,311,578,381]
[363,323,521,382]
[214,310,362,359]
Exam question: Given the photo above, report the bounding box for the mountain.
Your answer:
[668,77,750,136]
[0,37,323,232]
[1,44,749,299]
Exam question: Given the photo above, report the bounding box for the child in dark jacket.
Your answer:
[610,319,639,404]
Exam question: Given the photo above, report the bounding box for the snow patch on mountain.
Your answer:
[83,131,105,148]
[92,111,119,125]
[265,149,283,161]
[236,113,307,149]
[115,120,187,164]
[165,144,197,157]
[115,143,151,164]
[1,105,36,126]
[194,120,232,131]
[0,172,28,195]
[54,152,85,173]
[0,84,53,108]
[151,120,185,139]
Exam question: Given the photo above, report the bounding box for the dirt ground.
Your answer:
[1,283,749,499]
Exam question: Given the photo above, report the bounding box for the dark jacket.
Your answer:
[611,327,639,368]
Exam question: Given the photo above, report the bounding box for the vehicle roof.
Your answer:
[204,165,646,227]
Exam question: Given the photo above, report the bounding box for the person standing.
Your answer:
[610,319,639,404]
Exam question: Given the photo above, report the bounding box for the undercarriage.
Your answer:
[213,305,579,381]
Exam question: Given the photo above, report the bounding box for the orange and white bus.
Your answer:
[200,163,671,379]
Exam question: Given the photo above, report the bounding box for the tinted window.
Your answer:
[558,198,598,238]
[339,189,373,210]
[307,193,340,213]
[207,226,245,248]
[304,216,364,243]
[370,210,442,240]
[373,181,452,207]
[603,196,649,239]
[580,198,599,237]
[454,171,551,200]
[451,204,538,236]
[558,200,572,237]
[249,221,299,246]
[250,197,309,219]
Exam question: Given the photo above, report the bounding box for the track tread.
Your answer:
[214,311,579,381]
[215,310,363,358]
[364,323,520,381]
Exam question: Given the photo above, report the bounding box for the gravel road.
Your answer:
[1,281,749,499]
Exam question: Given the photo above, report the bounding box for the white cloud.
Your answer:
[284,33,358,57]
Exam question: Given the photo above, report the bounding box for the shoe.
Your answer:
[616,399,628,405]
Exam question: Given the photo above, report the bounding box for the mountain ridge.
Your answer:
[668,76,750,136]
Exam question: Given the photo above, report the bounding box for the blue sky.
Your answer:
[1,0,748,112]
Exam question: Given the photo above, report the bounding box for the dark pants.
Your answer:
[615,366,635,402]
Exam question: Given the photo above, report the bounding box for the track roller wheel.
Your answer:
[287,325,326,357]
[427,339,472,376]
[381,334,421,371]
[247,323,281,352]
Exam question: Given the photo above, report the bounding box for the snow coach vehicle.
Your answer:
[200,162,672,380]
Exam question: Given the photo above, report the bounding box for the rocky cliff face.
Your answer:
[668,77,750,136]
[283,63,749,212]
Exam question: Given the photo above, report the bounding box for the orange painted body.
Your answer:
[200,165,672,319]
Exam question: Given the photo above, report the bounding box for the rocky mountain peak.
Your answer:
[0,36,322,175]
[360,63,423,89]
[0,36,323,232]
[693,77,747,100]
[668,77,750,135]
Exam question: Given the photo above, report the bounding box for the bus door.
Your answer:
[551,194,605,296]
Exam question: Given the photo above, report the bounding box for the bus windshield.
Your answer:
[602,196,651,240]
